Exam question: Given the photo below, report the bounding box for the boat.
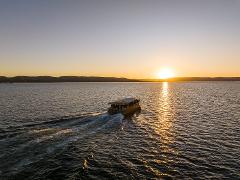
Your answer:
[108,97,141,115]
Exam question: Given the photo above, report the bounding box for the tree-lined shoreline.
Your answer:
[0,76,239,83]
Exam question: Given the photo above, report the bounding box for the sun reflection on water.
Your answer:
[162,82,169,99]
[155,82,175,152]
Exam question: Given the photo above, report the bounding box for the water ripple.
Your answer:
[0,82,239,179]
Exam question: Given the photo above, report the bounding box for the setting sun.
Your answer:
[157,68,175,79]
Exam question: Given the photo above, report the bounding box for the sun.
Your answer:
[157,68,175,79]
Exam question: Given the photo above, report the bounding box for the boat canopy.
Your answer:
[109,98,139,106]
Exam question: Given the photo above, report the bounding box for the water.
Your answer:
[0,82,239,179]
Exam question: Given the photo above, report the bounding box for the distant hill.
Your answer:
[0,76,138,83]
[0,76,239,83]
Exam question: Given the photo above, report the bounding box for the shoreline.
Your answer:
[0,76,240,83]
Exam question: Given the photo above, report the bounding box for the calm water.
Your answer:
[0,82,239,179]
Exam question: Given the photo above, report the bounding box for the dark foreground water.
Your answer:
[0,82,239,179]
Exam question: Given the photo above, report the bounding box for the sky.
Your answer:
[0,0,240,78]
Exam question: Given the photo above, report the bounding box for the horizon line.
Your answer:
[1,75,240,78]
[0,76,240,83]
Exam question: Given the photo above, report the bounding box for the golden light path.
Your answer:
[159,82,172,143]
[155,82,175,153]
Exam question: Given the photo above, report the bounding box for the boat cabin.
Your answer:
[108,98,140,115]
